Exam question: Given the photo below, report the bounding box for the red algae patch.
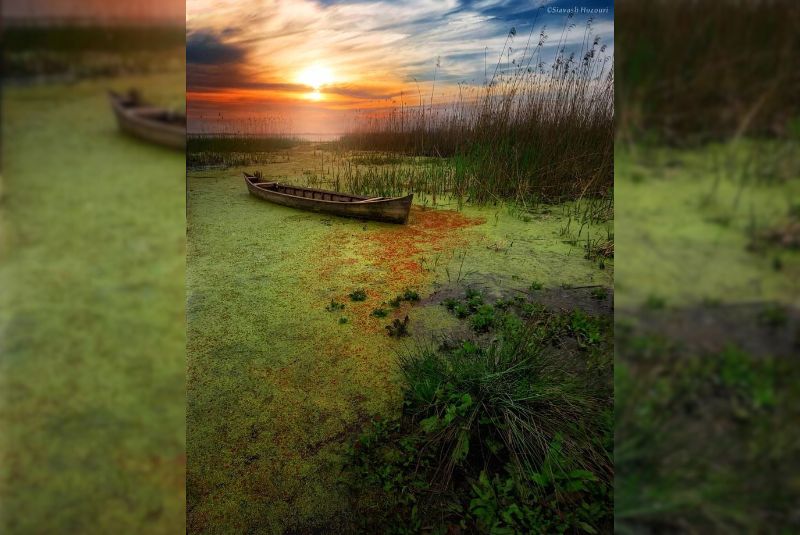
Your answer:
[306,206,484,336]
[365,206,485,292]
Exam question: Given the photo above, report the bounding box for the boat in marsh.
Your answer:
[244,172,413,224]
[108,90,185,150]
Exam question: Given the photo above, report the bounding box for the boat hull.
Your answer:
[109,92,185,151]
[245,175,412,224]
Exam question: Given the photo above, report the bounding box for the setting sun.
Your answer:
[297,64,333,90]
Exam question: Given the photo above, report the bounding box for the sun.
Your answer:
[297,64,333,89]
[297,64,333,99]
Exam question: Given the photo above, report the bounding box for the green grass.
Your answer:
[0,73,185,533]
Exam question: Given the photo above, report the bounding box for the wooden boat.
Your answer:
[244,173,412,224]
[108,90,185,150]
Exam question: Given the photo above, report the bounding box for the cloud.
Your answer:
[186,30,246,65]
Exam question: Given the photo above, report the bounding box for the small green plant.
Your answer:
[349,289,367,302]
[325,299,345,312]
[370,307,388,318]
[463,289,483,312]
[569,309,603,348]
[470,305,496,333]
[719,346,776,409]
[386,316,410,337]
[339,317,349,325]
[529,281,543,291]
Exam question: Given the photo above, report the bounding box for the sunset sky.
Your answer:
[187,0,613,134]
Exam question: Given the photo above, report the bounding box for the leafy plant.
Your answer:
[454,304,470,319]
[569,310,604,348]
[470,305,496,333]
[349,289,368,302]
[644,294,666,310]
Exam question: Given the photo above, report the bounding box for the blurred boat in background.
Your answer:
[109,90,185,150]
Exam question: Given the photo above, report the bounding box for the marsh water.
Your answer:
[186,144,612,530]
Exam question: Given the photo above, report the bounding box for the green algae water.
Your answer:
[615,141,800,309]
[186,149,612,532]
[0,73,185,533]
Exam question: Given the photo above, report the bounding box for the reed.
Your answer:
[338,19,614,203]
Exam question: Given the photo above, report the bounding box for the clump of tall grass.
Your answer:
[339,19,613,203]
[401,306,611,484]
